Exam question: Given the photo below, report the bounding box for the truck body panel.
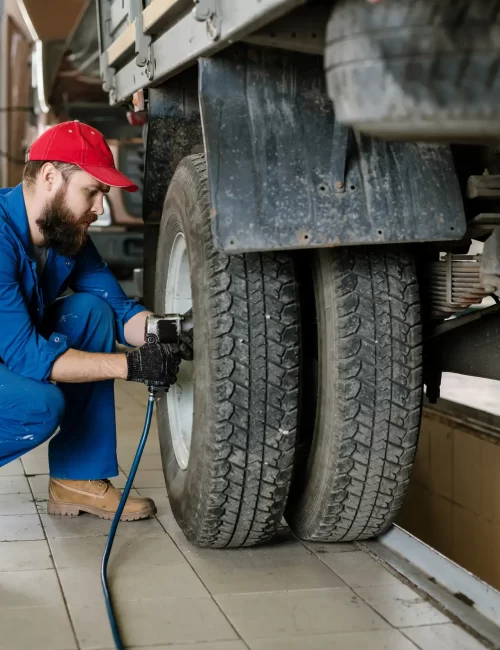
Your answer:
[97,0,307,103]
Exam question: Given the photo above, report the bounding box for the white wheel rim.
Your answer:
[165,232,193,470]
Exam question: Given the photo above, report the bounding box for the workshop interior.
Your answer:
[2,1,500,649]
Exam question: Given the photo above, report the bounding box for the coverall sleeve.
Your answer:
[0,238,69,382]
[69,238,146,345]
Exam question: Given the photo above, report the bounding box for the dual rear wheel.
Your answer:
[155,154,423,547]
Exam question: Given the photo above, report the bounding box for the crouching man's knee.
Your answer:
[49,293,116,353]
[32,383,65,444]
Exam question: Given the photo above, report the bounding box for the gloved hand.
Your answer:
[125,343,181,387]
[178,309,193,361]
[178,330,193,361]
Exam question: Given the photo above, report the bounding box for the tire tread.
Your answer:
[182,154,300,547]
[289,248,422,542]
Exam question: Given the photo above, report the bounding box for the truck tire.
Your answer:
[325,0,500,139]
[154,154,301,548]
[286,248,423,542]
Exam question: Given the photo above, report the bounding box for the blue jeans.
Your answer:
[0,293,119,479]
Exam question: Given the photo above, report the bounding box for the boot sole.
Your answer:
[47,500,157,522]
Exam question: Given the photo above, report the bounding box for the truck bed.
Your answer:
[97,0,324,103]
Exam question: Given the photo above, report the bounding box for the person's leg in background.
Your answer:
[45,292,118,480]
[0,366,65,468]
[44,292,155,520]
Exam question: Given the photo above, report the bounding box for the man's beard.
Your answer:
[36,187,93,256]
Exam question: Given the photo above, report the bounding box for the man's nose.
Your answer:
[92,197,105,216]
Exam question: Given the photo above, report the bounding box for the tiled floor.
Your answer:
[0,381,490,650]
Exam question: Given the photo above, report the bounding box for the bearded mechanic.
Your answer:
[0,121,190,521]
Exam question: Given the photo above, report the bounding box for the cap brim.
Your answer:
[79,164,139,192]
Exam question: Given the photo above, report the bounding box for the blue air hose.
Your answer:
[101,388,156,650]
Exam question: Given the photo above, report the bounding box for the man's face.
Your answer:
[37,169,110,256]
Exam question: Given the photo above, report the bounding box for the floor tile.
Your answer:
[41,513,116,538]
[34,496,49,514]
[21,449,49,475]
[355,583,450,628]
[250,629,419,650]
[0,539,53,571]
[117,428,160,442]
[0,606,77,650]
[40,511,164,538]
[130,469,166,488]
[305,541,359,555]
[59,561,209,602]
[119,453,163,472]
[0,492,37,515]
[120,427,160,440]
[182,533,345,594]
[27,473,50,497]
[115,598,237,648]
[0,459,24,476]
[116,418,158,436]
[156,510,190,548]
[128,644,247,650]
[135,487,170,515]
[116,413,159,429]
[115,389,145,404]
[115,406,158,425]
[64,599,114,649]
[216,587,390,639]
[115,380,149,407]
[100,644,246,650]
[49,530,185,569]
[67,595,236,650]
[403,623,487,650]
[0,474,30,494]
[120,442,161,457]
[0,514,44,541]
[0,568,65,608]
[319,551,400,588]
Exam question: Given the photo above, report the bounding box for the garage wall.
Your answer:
[0,0,33,187]
[396,403,500,591]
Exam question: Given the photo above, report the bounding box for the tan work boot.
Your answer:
[47,478,157,521]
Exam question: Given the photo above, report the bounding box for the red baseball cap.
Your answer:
[27,121,138,192]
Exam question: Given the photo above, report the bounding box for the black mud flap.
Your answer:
[198,47,466,254]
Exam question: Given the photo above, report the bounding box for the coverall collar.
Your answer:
[5,184,36,260]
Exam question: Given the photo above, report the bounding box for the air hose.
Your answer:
[101,387,156,650]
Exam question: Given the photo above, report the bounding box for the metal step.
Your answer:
[363,527,500,649]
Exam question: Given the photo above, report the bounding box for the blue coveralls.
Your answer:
[0,185,146,478]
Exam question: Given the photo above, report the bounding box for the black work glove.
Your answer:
[178,308,193,361]
[125,343,181,387]
[178,330,193,361]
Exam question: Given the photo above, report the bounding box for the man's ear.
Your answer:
[40,163,56,192]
